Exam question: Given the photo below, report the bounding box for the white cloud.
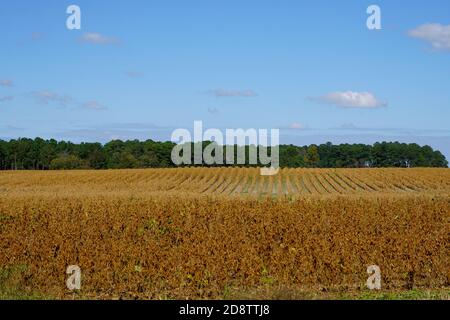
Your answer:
[311,91,387,108]
[289,123,305,130]
[0,79,13,87]
[31,91,73,106]
[79,33,120,45]
[207,89,258,98]
[82,101,108,111]
[30,90,108,111]
[0,96,14,103]
[409,23,450,50]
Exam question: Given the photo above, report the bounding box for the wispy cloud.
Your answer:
[338,123,359,130]
[79,33,120,45]
[103,123,161,130]
[207,107,220,115]
[206,89,258,98]
[31,32,45,41]
[31,91,73,106]
[0,79,13,87]
[0,96,14,103]
[125,71,144,78]
[29,90,107,111]
[332,124,450,137]
[310,91,387,108]
[58,123,172,142]
[408,23,450,51]
[288,122,306,130]
[0,125,24,132]
[82,101,108,111]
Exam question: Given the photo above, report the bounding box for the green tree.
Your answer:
[50,154,87,170]
[304,145,320,168]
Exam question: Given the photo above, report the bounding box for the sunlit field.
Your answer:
[0,168,449,299]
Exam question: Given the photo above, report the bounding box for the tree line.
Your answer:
[0,137,447,170]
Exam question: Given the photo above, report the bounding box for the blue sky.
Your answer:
[0,1,449,159]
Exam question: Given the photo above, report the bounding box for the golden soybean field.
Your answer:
[0,168,449,299]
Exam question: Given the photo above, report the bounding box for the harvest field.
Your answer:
[1,167,450,197]
[0,168,449,299]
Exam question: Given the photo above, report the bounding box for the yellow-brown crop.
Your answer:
[0,168,449,299]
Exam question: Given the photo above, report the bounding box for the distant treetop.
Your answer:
[0,138,447,170]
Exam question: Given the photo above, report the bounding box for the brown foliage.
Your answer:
[0,168,449,299]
